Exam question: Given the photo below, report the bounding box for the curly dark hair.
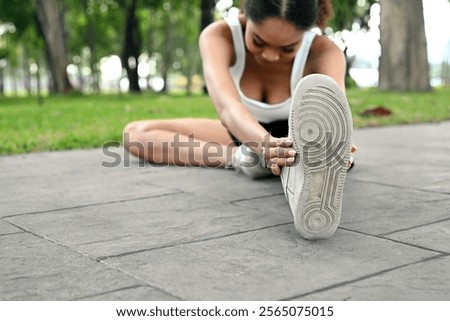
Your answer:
[243,0,333,30]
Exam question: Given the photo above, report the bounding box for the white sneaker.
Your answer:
[233,144,273,179]
[280,74,353,240]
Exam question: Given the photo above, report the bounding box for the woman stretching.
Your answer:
[123,0,356,240]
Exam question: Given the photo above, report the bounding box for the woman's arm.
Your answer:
[199,20,270,151]
[199,20,297,174]
[306,36,347,91]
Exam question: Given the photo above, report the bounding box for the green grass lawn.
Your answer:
[1,87,449,155]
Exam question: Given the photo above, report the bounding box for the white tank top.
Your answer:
[225,15,316,123]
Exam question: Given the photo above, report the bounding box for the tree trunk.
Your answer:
[200,0,215,94]
[0,65,4,95]
[122,0,141,93]
[81,0,99,93]
[161,13,173,93]
[87,12,99,92]
[23,45,32,96]
[379,0,431,91]
[200,0,215,31]
[442,42,450,85]
[36,62,44,105]
[35,0,73,93]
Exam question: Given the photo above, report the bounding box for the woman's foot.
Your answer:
[231,144,273,179]
[280,74,353,240]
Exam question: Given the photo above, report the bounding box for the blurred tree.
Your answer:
[143,1,201,93]
[177,1,201,94]
[117,0,165,93]
[120,0,141,92]
[199,0,217,93]
[379,0,431,91]
[35,0,73,93]
[330,0,357,30]
[0,47,7,95]
[329,0,376,87]
[201,0,215,31]
[330,0,376,31]
[0,0,44,95]
[0,1,33,30]
[67,0,124,93]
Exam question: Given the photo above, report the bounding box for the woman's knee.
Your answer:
[123,120,156,142]
[124,120,149,135]
[123,121,149,153]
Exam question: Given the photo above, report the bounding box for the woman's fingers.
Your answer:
[267,137,293,148]
[265,146,296,159]
[266,156,295,170]
[270,164,281,176]
[265,140,357,176]
[263,137,297,175]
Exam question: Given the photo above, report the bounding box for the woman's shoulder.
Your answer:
[200,14,246,40]
[305,34,346,86]
[310,34,341,51]
[309,34,345,63]
[199,17,240,66]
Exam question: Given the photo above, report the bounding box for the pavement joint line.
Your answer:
[346,177,450,197]
[71,284,179,301]
[281,253,448,301]
[71,234,142,247]
[0,231,25,237]
[96,222,293,261]
[97,260,184,300]
[1,191,184,219]
[230,192,286,205]
[339,227,449,255]
[5,220,95,254]
[4,220,184,300]
[381,236,450,255]
[71,285,147,301]
[379,216,450,238]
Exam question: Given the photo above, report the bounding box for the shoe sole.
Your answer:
[288,74,352,240]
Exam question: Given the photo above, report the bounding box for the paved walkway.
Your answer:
[1,122,450,301]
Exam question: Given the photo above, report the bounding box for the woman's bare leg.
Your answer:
[123,118,236,168]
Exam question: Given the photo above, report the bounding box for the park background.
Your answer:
[0,0,449,155]
[2,0,450,306]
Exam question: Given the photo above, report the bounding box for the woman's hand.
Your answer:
[262,137,296,176]
[264,139,358,176]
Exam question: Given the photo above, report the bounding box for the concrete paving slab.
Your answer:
[0,174,177,219]
[300,255,450,301]
[233,193,290,214]
[352,122,450,164]
[0,147,147,180]
[0,147,174,217]
[105,225,436,301]
[6,193,292,259]
[351,122,450,193]
[147,167,285,203]
[339,179,450,235]
[349,162,450,194]
[0,219,22,235]
[0,233,170,300]
[1,121,450,301]
[385,219,450,253]
[73,286,176,301]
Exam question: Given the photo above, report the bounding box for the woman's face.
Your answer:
[245,17,304,66]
